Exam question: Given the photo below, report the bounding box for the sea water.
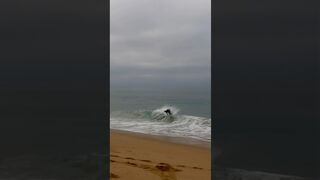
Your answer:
[110,87,211,142]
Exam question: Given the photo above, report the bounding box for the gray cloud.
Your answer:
[111,0,211,88]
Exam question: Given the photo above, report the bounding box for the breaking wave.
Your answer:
[110,105,211,142]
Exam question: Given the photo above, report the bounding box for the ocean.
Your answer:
[110,87,211,142]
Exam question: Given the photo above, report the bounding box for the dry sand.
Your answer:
[110,130,211,180]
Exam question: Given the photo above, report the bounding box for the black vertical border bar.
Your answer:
[211,0,318,178]
[106,0,110,178]
[211,0,215,180]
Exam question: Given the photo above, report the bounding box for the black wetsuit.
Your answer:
[164,109,172,115]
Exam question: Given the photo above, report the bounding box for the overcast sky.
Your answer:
[111,0,211,89]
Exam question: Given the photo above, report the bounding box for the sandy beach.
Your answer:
[110,130,211,180]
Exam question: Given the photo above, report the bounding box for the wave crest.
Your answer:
[110,105,211,142]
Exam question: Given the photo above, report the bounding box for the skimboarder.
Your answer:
[164,109,172,115]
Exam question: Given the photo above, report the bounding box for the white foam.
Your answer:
[110,106,211,142]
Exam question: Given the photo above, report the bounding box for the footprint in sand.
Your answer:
[152,163,179,180]
[110,159,119,163]
[126,161,138,166]
[116,160,179,180]
[111,154,207,171]
[125,157,135,160]
[110,173,120,179]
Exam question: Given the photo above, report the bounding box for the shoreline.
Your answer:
[110,129,211,180]
[110,129,211,149]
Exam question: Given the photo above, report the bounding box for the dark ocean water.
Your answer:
[111,87,211,117]
[110,86,211,141]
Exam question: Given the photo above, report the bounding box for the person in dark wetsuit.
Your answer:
[164,109,172,115]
